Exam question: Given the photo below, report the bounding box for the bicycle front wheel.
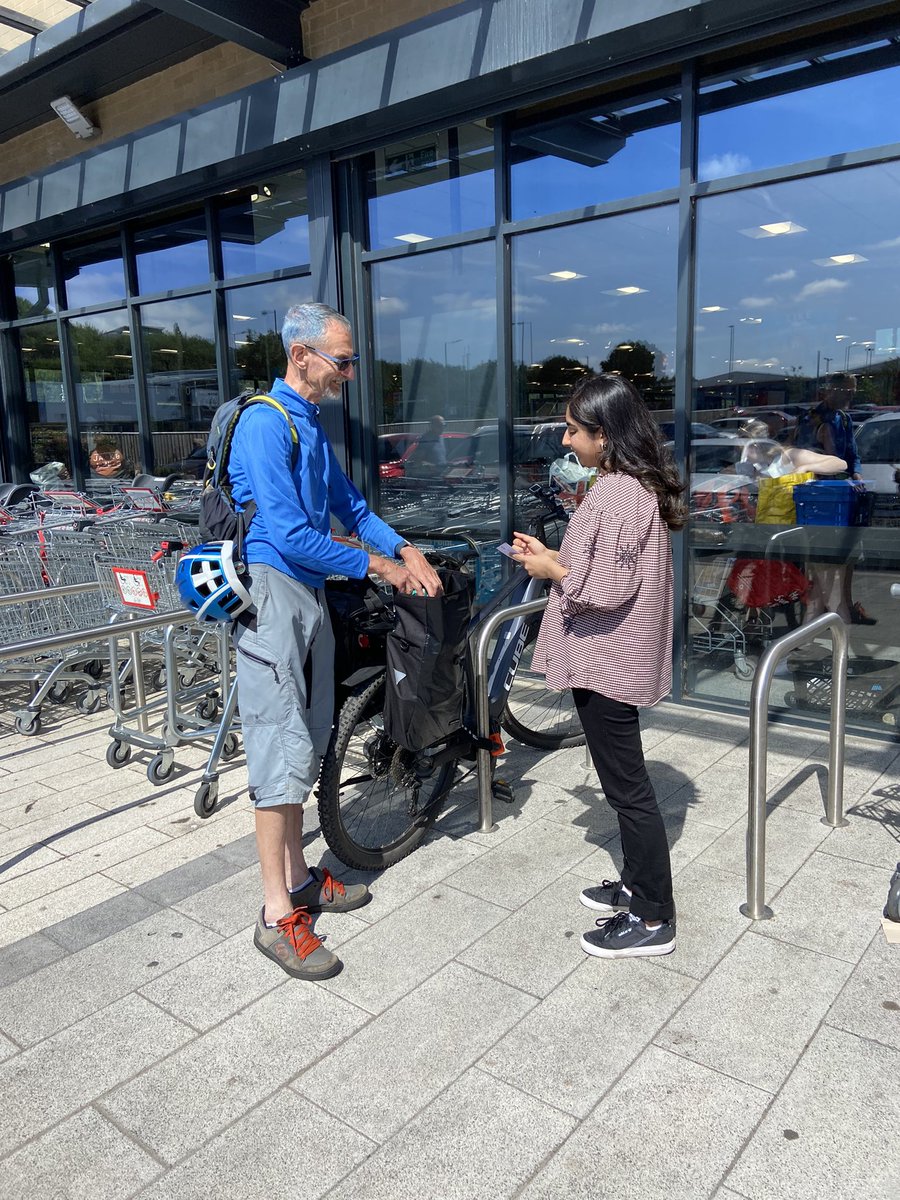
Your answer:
[501,613,585,750]
[317,674,458,871]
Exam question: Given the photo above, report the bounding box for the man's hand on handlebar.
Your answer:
[397,544,443,596]
[368,552,443,597]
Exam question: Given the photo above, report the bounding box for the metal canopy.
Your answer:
[0,6,47,36]
[150,0,308,67]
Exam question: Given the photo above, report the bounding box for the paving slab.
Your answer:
[445,817,596,910]
[170,862,263,936]
[0,870,126,949]
[137,1090,374,1200]
[134,848,244,907]
[0,908,218,1045]
[518,1044,769,1200]
[0,1105,163,1199]
[826,930,900,1050]
[656,931,852,1093]
[43,886,163,951]
[100,982,369,1164]
[102,807,255,886]
[457,875,594,997]
[0,1030,18,1064]
[727,1025,900,1200]
[697,802,831,887]
[334,1067,576,1200]
[0,928,69,987]
[652,859,752,980]
[316,884,508,1015]
[819,783,900,869]
[0,992,193,1155]
[294,961,536,1141]
[758,850,890,962]
[480,957,696,1117]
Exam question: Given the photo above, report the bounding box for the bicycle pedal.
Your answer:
[491,777,515,803]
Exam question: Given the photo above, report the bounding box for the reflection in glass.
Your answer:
[69,310,141,479]
[18,321,70,479]
[688,160,900,730]
[510,91,680,221]
[13,247,56,317]
[134,211,209,295]
[226,277,313,395]
[699,53,900,182]
[219,172,310,278]
[61,235,126,310]
[139,296,217,476]
[370,243,498,551]
[365,123,494,251]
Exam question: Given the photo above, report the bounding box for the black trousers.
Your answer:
[573,689,675,922]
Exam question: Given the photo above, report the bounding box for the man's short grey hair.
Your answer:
[281,303,351,357]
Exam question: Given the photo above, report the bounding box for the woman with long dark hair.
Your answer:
[512,374,686,959]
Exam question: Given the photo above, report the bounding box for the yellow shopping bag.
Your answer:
[755,471,815,524]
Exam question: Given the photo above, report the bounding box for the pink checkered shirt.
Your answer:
[533,472,673,707]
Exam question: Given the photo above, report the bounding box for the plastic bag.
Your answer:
[548,453,595,508]
[756,471,815,524]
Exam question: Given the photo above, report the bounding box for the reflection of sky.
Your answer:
[372,243,497,364]
[694,161,900,378]
[221,212,310,278]
[512,206,678,373]
[136,234,209,294]
[511,122,679,220]
[699,64,900,180]
[139,295,215,341]
[64,263,126,309]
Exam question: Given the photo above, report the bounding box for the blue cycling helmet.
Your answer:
[175,541,252,622]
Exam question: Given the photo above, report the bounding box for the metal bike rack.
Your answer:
[742,611,849,921]
[473,594,548,833]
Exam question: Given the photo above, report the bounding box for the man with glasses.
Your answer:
[227,302,442,981]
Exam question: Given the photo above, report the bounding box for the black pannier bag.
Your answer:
[383,566,475,752]
[324,577,395,697]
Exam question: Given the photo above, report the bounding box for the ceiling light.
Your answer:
[232,314,254,321]
[548,270,584,281]
[602,285,647,296]
[739,221,806,239]
[700,305,727,312]
[813,253,868,266]
[550,337,587,345]
[157,348,179,355]
[740,316,763,324]
[250,186,272,202]
[394,233,432,244]
[39,243,50,250]
[112,353,132,359]
[49,95,98,140]
[835,334,849,341]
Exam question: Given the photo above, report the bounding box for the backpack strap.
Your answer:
[215,393,301,556]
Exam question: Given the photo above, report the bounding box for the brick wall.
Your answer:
[0,42,277,186]
[302,0,462,58]
[0,0,462,186]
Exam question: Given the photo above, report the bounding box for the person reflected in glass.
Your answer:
[89,437,131,480]
[406,414,448,475]
[510,374,685,960]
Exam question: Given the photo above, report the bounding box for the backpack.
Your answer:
[198,391,300,552]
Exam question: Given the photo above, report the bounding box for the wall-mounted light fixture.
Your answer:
[49,95,98,139]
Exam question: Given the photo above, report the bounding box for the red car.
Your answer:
[378,431,469,479]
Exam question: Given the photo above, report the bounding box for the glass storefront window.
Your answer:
[12,246,56,317]
[219,172,310,278]
[61,235,126,311]
[134,212,210,295]
[225,277,313,395]
[138,296,217,476]
[370,242,498,560]
[69,309,141,480]
[688,160,900,729]
[510,91,681,220]
[365,123,495,251]
[699,52,900,182]
[18,321,70,479]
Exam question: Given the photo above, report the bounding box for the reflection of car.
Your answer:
[444,423,566,484]
[709,417,749,435]
[855,413,900,493]
[671,437,781,486]
[734,408,795,436]
[379,431,469,479]
[172,445,208,479]
[657,421,721,440]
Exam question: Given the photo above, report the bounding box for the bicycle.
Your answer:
[317,484,585,870]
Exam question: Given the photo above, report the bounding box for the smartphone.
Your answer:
[498,542,518,558]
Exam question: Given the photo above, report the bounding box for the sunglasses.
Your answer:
[303,344,360,373]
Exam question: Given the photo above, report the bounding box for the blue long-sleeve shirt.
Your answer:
[228,377,404,586]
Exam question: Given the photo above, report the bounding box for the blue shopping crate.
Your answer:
[792,479,864,526]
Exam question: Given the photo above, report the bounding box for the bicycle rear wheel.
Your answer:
[317,674,458,870]
[501,613,585,750]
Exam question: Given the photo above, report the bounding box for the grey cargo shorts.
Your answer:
[233,563,335,808]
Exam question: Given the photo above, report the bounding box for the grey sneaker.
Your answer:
[253,907,342,979]
[580,879,631,914]
[289,866,371,913]
[581,911,675,959]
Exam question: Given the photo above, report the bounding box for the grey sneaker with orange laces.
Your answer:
[289,866,371,913]
[253,907,342,979]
